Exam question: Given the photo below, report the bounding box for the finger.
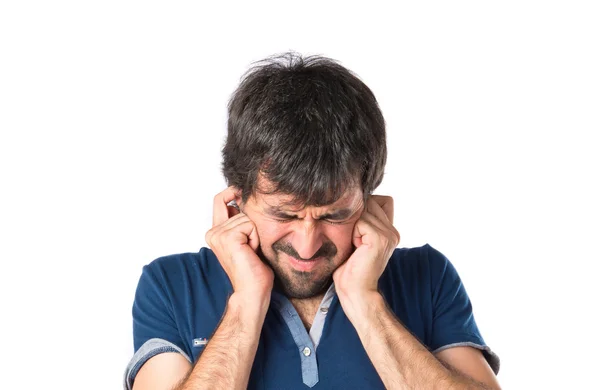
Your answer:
[353,211,400,248]
[353,203,382,248]
[206,216,255,249]
[363,210,401,245]
[218,212,251,230]
[368,195,394,224]
[228,219,260,248]
[361,209,388,232]
[206,212,246,247]
[213,187,241,226]
[246,220,260,251]
[352,218,374,248]
[214,214,259,244]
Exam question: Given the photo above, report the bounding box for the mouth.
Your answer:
[282,253,322,272]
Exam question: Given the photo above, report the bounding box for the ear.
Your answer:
[224,187,243,217]
[233,187,244,207]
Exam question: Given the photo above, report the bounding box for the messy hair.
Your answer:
[222,51,386,206]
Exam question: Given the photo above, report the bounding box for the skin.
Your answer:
[133,183,502,390]
[235,183,366,301]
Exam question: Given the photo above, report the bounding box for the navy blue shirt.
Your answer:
[124,244,500,389]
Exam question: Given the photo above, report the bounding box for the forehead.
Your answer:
[251,174,363,211]
[254,186,363,212]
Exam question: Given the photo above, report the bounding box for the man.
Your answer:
[124,52,501,389]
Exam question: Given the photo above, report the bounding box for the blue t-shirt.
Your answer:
[124,244,500,389]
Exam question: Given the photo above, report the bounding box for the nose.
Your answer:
[290,220,324,260]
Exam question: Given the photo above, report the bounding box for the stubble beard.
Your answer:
[257,242,340,299]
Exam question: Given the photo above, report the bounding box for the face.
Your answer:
[237,185,365,299]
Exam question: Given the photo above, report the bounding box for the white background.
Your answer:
[1,1,598,389]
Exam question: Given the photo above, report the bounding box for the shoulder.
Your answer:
[378,243,455,307]
[144,248,221,276]
[381,243,450,282]
[139,248,231,300]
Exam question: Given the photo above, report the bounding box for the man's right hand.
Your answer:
[133,188,272,390]
[205,187,274,300]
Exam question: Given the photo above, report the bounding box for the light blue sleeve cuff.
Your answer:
[432,341,501,375]
[123,338,192,390]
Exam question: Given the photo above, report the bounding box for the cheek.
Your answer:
[254,218,356,255]
[323,224,355,251]
[255,221,289,248]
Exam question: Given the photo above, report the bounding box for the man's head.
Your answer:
[222,52,386,298]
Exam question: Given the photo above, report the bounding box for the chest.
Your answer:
[253,301,386,389]
[184,297,426,389]
[179,281,429,389]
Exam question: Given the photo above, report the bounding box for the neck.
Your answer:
[289,294,326,331]
[289,293,325,307]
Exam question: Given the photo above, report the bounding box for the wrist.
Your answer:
[342,290,386,326]
[228,291,271,323]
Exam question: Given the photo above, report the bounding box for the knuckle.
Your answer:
[393,230,401,244]
[217,230,228,243]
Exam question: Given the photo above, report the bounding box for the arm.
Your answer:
[178,188,273,389]
[132,353,191,390]
[130,187,273,390]
[132,293,269,390]
[333,196,500,390]
[175,292,269,390]
[346,291,500,390]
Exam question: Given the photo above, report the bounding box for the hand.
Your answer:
[333,195,400,316]
[205,187,274,300]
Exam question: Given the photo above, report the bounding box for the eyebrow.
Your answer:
[265,207,354,221]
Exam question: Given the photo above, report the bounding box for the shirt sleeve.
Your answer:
[123,262,192,390]
[426,244,500,375]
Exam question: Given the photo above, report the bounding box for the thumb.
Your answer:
[247,222,260,251]
[352,220,364,248]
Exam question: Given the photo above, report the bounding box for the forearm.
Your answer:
[176,293,269,390]
[349,292,491,390]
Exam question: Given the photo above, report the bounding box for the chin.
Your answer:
[258,246,345,298]
[274,268,334,299]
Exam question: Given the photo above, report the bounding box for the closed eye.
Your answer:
[274,218,345,226]
[274,218,296,224]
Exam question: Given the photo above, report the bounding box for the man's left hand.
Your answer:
[333,195,400,321]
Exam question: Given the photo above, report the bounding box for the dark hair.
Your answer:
[222,51,386,207]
